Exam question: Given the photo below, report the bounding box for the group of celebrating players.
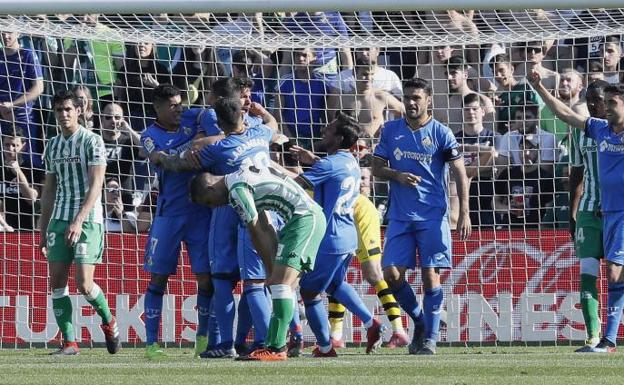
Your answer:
[37,66,624,359]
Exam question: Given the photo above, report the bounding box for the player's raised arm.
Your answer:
[527,69,588,130]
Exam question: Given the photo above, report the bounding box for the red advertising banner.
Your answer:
[0,230,603,345]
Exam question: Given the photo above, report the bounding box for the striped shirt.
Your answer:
[225,165,320,225]
[570,126,600,212]
[43,126,107,223]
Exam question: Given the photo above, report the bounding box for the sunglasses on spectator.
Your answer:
[106,187,121,194]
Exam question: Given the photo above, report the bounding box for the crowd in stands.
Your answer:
[0,11,622,234]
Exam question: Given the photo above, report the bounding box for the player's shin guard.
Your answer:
[392,281,423,323]
[304,297,331,348]
[580,274,600,340]
[84,283,113,324]
[267,285,294,350]
[328,296,346,340]
[196,288,212,337]
[212,278,236,349]
[52,287,75,342]
[374,280,405,333]
[331,281,373,326]
[144,283,166,345]
[604,282,624,344]
[235,291,252,347]
[423,286,443,342]
[244,283,271,345]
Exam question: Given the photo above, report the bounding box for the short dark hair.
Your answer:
[211,77,240,99]
[334,111,361,149]
[214,97,242,131]
[1,125,24,140]
[604,83,624,98]
[446,56,466,73]
[232,50,257,68]
[605,35,621,45]
[152,84,181,105]
[234,77,254,91]
[587,79,610,95]
[463,93,481,106]
[490,53,512,69]
[51,89,81,109]
[520,103,540,118]
[403,78,432,96]
[588,59,604,72]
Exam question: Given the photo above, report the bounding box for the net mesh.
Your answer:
[0,9,619,348]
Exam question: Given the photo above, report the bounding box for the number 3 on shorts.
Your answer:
[576,227,585,243]
[47,232,56,247]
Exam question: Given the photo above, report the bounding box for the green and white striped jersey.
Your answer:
[570,126,601,212]
[43,126,107,223]
[225,165,321,224]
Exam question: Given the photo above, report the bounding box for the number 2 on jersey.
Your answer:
[334,176,358,215]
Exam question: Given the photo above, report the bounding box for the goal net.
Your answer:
[1,8,623,348]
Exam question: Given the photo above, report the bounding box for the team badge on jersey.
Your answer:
[144,137,155,153]
[422,136,433,147]
[183,126,193,136]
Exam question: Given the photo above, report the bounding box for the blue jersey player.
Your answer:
[289,112,385,357]
[529,71,624,353]
[372,78,471,355]
[140,84,216,360]
[154,96,277,358]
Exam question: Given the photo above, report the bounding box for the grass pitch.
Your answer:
[1,346,622,385]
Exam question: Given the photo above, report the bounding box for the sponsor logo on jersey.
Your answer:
[393,147,432,163]
[599,140,624,153]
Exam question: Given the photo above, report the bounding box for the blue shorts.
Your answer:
[144,212,211,275]
[299,252,352,294]
[237,224,267,281]
[209,205,266,281]
[382,219,452,270]
[209,206,240,278]
[603,211,624,265]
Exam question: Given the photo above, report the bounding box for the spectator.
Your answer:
[497,103,557,172]
[71,85,95,131]
[328,61,404,137]
[454,93,499,226]
[514,41,560,93]
[491,53,543,134]
[414,44,457,115]
[559,69,590,117]
[103,177,137,233]
[0,30,44,167]
[119,41,172,131]
[98,102,143,189]
[601,35,622,84]
[543,157,571,228]
[135,185,158,233]
[63,14,125,107]
[434,56,495,134]
[331,47,403,98]
[276,47,331,149]
[231,49,275,107]
[494,134,555,228]
[0,128,43,230]
[588,59,605,84]
[282,12,352,77]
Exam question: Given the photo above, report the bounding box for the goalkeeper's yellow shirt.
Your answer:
[354,194,382,263]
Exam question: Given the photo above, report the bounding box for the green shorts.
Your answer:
[275,210,326,273]
[575,211,604,259]
[46,219,104,264]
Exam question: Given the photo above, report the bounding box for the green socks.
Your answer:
[267,285,294,350]
[580,274,600,339]
[85,283,113,324]
[52,287,75,342]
